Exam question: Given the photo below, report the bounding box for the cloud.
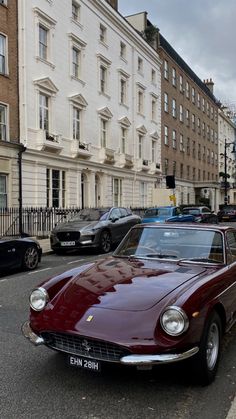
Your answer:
[118,0,236,104]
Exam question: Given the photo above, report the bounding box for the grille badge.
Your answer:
[82,339,91,352]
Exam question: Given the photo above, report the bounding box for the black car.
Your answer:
[217,205,236,222]
[0,237,42,272]
[50,207,141,254]
[182,206,219,224]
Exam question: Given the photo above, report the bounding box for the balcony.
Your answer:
[136,158,150,172]
[34,130,63,153]
[99,147,115,164]
[150,162,161,174]
[142,159,149,171]
[71,140,92,159]
[117,153,134,168]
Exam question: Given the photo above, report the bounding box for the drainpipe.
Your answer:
[18,144,26,237]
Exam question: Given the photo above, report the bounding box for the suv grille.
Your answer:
[41,332,130,362]
[57,231,80,241]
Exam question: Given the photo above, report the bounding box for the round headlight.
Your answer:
[30,287,49,311]
[160,306,189,336]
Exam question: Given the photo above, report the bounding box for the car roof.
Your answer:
[137,222,232,232]
[145,206,178,210]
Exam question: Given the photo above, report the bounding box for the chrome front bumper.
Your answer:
[22,321,45,346]
[120,347,199,365]
[22,321,199,365]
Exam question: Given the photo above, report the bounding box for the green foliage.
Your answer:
[219,172,230,179]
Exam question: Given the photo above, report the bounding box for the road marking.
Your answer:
[28,267,52,275]
[226,396,236,419]
[67,259,85,265]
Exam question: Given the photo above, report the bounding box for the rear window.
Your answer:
[183,208,200,215]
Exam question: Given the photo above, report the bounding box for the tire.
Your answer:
[22,246,39,270]
[191,311,222,385]
[99,230,112,253]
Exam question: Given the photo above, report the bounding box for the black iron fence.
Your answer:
[0,207,146,239]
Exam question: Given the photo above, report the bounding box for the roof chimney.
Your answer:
[105,0,118,10]
[204,78,214,94]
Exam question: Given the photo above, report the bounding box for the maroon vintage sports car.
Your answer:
[22,223,236,385]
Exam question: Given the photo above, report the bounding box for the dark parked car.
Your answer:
[23,223,236,385]
[50,207,141,254]
[217,205,236,222]
[0,237,42,272]
[182,206,218,224]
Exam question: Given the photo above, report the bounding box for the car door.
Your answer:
[0,239,21,270]
[109,208,124,243]
[119,208,136,235]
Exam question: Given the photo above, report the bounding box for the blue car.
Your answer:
[141,206,194,224]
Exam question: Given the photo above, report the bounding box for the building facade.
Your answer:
[17,0,162,208]
[218,108,236,205]
[0,0,22,208]
[125,12,221,210]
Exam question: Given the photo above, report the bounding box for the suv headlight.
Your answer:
[30,287,49,311]
[160,306,189,336]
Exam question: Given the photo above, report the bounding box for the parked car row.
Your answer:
[1,203,236,274]
[141,205,219,224]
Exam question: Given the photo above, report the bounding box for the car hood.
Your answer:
[49,257,208,312]
[53,220,99,232]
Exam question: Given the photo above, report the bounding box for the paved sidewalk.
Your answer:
[35,237,52,254]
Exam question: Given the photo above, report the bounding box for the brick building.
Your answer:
[0,0,22,207]
[125,12,221,210]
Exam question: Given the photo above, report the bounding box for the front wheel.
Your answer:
[191,311,222,385]
[99,230,112,253]
[22,246,39,270]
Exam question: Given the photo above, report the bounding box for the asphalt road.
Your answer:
[1,250,236,419]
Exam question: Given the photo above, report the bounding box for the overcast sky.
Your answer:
[118,0,236,108]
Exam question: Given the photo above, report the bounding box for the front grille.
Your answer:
[57,231,80,241]
[42,331,131,362]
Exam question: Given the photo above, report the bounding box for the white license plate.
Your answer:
[60,241,76,246]
[68,355,101,372]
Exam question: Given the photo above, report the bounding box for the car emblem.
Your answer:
[86,315,93,322]
[66,232,70,237]
[82,339,91,352]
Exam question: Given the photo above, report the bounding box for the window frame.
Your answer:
[72,1,80,22]
[0,103,8,141]
[46,168,66,208]
[0,173,7,208]
[0,33,7,75]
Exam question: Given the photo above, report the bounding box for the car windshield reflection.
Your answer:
[114,226,224,263]
[69,209,110,222]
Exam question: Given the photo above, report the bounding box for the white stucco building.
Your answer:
[18,0,162,208]
[218,108,236,205]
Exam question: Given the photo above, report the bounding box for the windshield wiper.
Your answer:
[178,257,223,264]
[142,253,179,259]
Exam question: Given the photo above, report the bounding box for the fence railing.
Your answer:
[0,207,146,238]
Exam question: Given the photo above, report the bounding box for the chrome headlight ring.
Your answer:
[160,306,189,336]
[29,287,49,312]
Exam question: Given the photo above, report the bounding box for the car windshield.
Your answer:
[183,208,200,215]
[114,226,224,263]
[145,208,172,217]
[70,209,109,222]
